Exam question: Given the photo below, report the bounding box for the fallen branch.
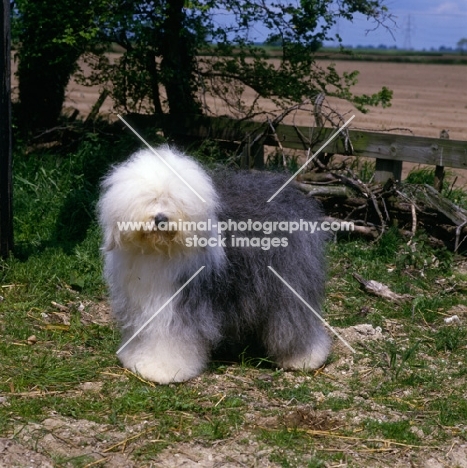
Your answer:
[353,273,412,303]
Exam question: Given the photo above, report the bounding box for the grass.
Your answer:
[1,133,467,466]
[406,166,467,210]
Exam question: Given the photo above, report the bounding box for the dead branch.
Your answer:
[455,221,467,253]
[410,204,417,237]
[353,274,412,303]
[303,168,467,252]
[297,183,355,198]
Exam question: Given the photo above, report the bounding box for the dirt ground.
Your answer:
[3,308,467,468]
[12,57,467,141]
[314,61,467,184]
[313,61,467,141]
[58,59,467,141]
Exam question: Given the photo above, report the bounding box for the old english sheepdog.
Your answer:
[98,146,331,383]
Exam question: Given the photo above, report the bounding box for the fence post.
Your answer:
[241,136,264,169]
[253,142,264,169]
[240,136,251,169]
[374,159,403,183]
[434,130,448,193]
[0,0,13,258]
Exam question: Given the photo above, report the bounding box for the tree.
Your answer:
[13,0,394,130]
[457,38,467,54]
[12,0,107,133]
[80,0,393,118]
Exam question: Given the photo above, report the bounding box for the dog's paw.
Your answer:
[277,336,331,371]
[118,338,208,384]
[131,360,203,384]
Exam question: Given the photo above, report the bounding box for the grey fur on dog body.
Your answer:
[98,147,331,383]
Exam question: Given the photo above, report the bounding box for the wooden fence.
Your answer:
[126,113,467,188]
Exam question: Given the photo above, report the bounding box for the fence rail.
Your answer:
[126,113,467,184]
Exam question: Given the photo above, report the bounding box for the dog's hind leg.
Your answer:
[262,314,331,371]
[274,328,331,371]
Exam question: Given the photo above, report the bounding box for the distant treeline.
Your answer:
[315,48,467,65]
[233,44,467,64]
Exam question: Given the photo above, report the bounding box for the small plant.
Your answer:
[266,149,301,172]
[397,232,452,272]
[384,340,420,381]
[405,167,467,210]
[405,167,435,185]
[435,326,466,352]
[350,157,375,183]
[447,186,467,209]
[364,419,421,445]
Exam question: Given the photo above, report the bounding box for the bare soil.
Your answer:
[12,58,466,139]
[59,59,467,139]
[3,316,467,467]
[317,61,467,141]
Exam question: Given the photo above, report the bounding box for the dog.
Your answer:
[97,146,331,383]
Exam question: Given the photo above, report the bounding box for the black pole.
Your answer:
[0,0,13,258]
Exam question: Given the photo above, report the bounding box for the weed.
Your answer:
[405,167,467,210]
[447,187,467,209]
[435,326,466,352]
[405,167,436,185]
[271,382,315,404]
[397,232,453,272]
[430,397,467,426]
[386,341,421,381]
[363,419,421,445]
[350,157,375,183]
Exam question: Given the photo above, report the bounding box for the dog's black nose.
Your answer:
[154,213,169,226]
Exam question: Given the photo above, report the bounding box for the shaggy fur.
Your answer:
[98,146,331,383]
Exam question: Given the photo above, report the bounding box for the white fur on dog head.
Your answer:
[97,146,219,254]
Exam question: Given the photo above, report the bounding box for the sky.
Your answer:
[326,0,467,50]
